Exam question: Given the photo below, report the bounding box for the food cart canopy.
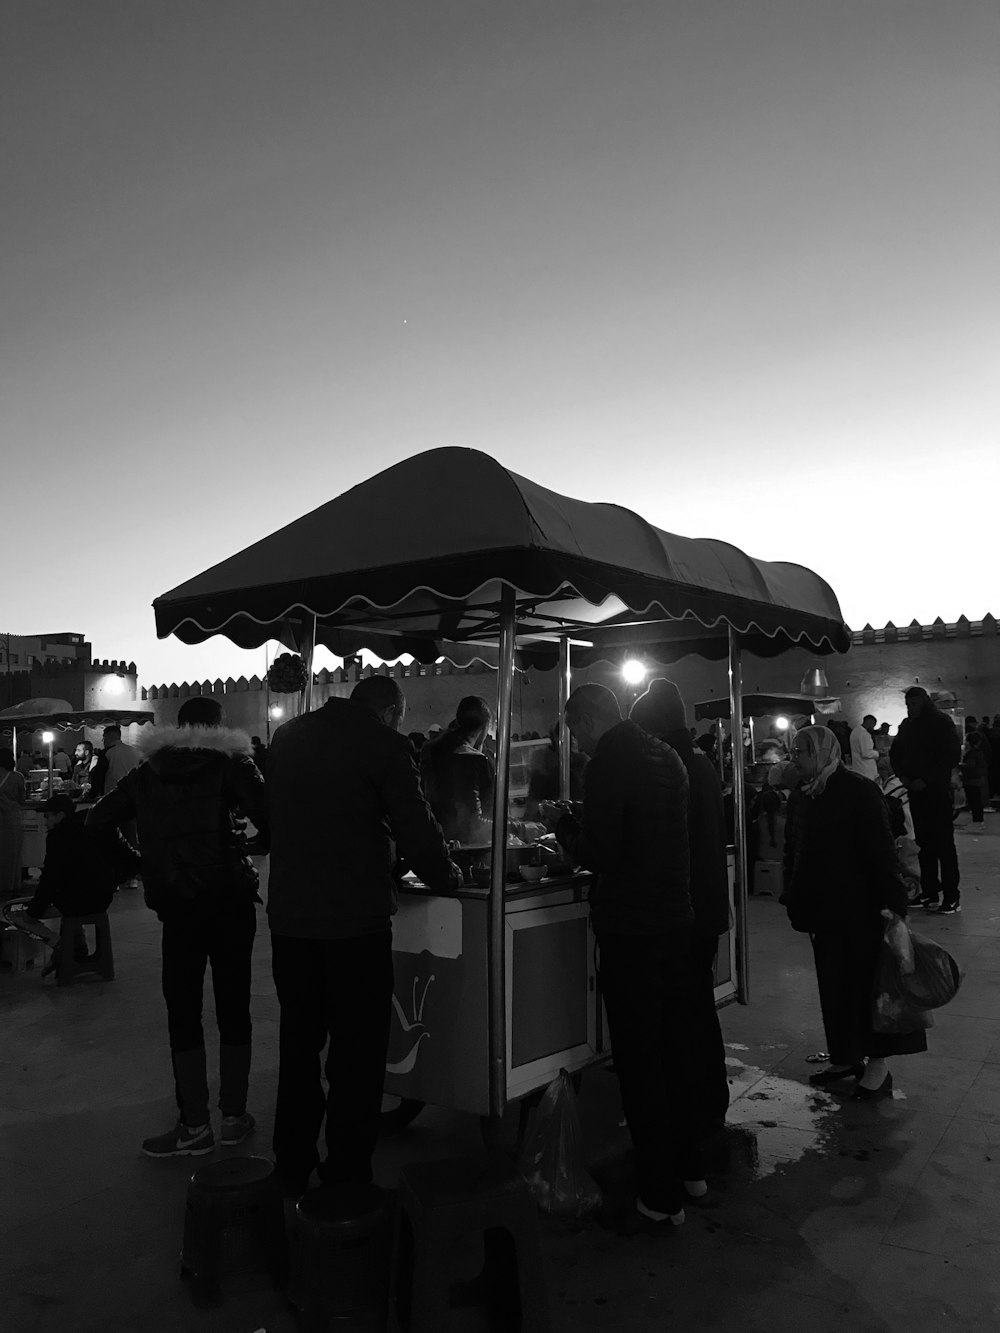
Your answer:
[694,693,842,722]
[0,700,155,732]
[154,448,851,665]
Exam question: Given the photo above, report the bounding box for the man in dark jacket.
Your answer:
[26,794,139,977]
[630,678,731,1141]
[88,697,267,1157]
[266,675,462,1194]
[543,683,702,1227]
[890,687,962,912]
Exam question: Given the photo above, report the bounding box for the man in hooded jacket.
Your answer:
[890,686,961,912]
[88,696,267,1157]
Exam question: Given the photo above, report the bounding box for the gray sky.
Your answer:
[4,1,997,687]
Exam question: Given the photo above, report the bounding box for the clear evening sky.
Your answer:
[3,1,997,688]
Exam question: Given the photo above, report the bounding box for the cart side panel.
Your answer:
[385,892,490,1116]
[713,850,738,1008]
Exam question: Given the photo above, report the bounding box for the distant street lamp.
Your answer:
[41,729,55,797]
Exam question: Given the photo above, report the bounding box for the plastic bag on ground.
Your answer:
[516,1070,602,1218]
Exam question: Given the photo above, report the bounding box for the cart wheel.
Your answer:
[380,1094,425,1136]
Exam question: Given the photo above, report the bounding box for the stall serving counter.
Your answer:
[387,852,739,1117]
[153,446,849,1130]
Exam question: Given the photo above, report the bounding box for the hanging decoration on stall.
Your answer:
[266,653,309,694]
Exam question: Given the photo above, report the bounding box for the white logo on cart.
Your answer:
[386,974,435,1075]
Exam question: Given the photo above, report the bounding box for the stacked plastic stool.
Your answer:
[181,1156,287,1307]
[56,912,114,985]
[389,1151,549,1332]
[287,1182,392,1331]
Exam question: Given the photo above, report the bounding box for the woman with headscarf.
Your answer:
[781,726,925,1099]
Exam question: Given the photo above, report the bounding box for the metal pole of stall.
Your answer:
[558,637,572,801]
[487,585,517,1118]
[715,717,725,783]
[300,614,317,714]
[728,626,750,1005]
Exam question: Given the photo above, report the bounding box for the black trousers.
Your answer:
[966,786,985,822]
[271,930,393,1187]
[689,931,730,1136]
[160,905,257,1123]
[909,786,960,902]
[597,929,705,1216]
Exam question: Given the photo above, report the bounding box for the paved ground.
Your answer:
[1,812,998,1331]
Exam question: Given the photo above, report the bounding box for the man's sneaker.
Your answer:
[919,896,940,910]
[142,1122,214,1158]
[220,1113,255,1146]
[936,901,961,915]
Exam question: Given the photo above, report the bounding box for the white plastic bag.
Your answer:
[516,1070,602,1218]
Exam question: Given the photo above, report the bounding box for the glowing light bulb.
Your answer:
[621,659,647,686]
[775,716,790,731]
[41,730,55,744]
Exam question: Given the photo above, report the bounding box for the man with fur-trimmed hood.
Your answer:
[88,696,267,1158]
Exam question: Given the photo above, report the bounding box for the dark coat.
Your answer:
[780,766,908,935]
[419,736,495,843]
[960,746,989,791]
[890,707,961,791]
[26,812,140,919]
[87,725,267,921]
[556,719,692,937]
[266,698,455,939]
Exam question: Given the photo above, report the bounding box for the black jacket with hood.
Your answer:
[87,725,267,921]
[890,706,961,791]
[555,719,692,937]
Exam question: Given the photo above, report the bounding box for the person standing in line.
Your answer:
[781,727,925,1098]
[265,675,462,1196]
[849,714,879,780]
[101,725,141,788]
[629,679,731,1145]
[541,683,704,1228]
[960,732,989,825]
[0,748,27,898]
[890,687,962,913]
[99,725,143,887]
[88,697,267,1156]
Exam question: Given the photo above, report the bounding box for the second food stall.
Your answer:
[152,447,850,1127]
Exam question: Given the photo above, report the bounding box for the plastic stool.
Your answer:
[389,1151,549,1333]
[181,1155,287,1307]
[56,912,114,985]
[0,924,47,973]
[287,1182,392,1332]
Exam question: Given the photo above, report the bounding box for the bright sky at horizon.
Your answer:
[3,1,997,688]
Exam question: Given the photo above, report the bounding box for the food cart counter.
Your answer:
[385,851,739,1118]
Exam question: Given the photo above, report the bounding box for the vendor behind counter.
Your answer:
[420,696,495,843]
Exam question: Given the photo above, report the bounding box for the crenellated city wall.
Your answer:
[135,615,1000,741]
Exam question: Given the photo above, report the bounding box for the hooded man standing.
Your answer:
[890,687,962,912]
[88,697,267,1155]
[265,675,462,1196]
[629,678,731,1144]
[541,682,703,1227]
